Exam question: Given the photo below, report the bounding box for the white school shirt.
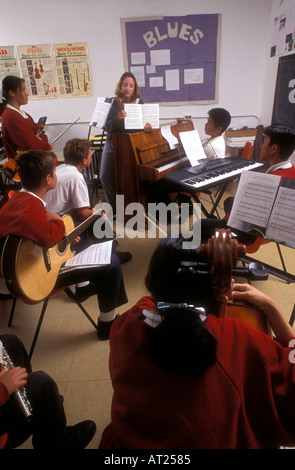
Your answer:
[203,134,226,160]
[45,164,90,217]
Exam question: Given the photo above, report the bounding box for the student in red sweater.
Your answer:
[0,75,52,179]
[0,334,96,449]
[0,150,128,340]
[99,236,295,449]
[201,124,295,244]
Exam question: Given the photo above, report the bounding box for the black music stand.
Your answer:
[239,241,295,284]
[85,127,106,205]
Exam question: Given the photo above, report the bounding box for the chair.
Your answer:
[0,128,21,203]
[241,141,253,159]
[0,165,21,209]
[289,303,295,326]
[6,287,97,359]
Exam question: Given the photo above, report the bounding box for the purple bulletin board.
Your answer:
[121,14,220,104]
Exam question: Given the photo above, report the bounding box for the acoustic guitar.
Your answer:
[1,210,102,303]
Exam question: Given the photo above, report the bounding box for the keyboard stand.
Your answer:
[189,182,228,218]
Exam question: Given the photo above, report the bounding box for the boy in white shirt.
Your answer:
[203,108,231,160]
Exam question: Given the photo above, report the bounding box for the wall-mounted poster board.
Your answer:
[121,14,220,105]
[272,53,295,129]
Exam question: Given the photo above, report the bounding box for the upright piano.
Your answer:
[112,120,194,211]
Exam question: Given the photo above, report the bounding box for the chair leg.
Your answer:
[64,287,97,330]
[29,298,49,359]
[289,303,295,327]
[276,243,289,282]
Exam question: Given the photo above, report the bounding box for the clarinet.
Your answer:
[0,341,33,421]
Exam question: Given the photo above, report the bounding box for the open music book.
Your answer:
[59,240,113,273]
[228,171,295,248]
[124,103,159,129]
[179,129,207,166]
[90,97,113,128]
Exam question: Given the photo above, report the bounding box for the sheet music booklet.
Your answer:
[124,103,159,129]
[179,130,207,167]
[60,240,113,273]
[89,97,114,128]
[228,171,295,248]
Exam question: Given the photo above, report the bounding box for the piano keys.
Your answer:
[161,156,265,218]
[181,157,264,190]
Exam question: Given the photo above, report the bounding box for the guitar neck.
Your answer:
[66,210,102,244]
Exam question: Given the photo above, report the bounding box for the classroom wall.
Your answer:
[1,0,293,151]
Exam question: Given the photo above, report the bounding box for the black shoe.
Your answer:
[115,251,132,264]
[65,420,96,449]
[97,314,118,340]
[75,283,97,303]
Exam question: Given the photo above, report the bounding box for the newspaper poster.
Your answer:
[16,44,58,99]
[53,42,92,98]
[0,46,21,82]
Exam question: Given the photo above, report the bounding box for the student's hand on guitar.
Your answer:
[71,236,81,245]
[47,211,62,221]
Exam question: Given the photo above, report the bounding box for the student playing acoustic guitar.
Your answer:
[0,150,128,340]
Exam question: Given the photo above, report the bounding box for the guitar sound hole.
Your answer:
[58,237,68,254]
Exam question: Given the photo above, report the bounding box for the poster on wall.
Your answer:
[270,5,295,57]
[272,53,295,129]
[121,14,220,104]
[0,46,21,83]
[16,44,58,99]
[53,42,92,98]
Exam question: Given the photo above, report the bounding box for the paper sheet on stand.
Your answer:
[179,130,207,166]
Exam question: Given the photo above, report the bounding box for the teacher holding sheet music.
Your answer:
[100,72,152,211]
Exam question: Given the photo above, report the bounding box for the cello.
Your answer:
[199,229,272,335]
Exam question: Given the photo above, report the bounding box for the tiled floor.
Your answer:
[0,181,294,449]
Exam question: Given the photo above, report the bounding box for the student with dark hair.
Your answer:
[0,334,96,449]
[202,107,231,160]
[260,124,295,177]
[100,236,295,449]
[0,150,128,340]
[99,72,152,210]
[201,124,295,243]
[0,75,52,178]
